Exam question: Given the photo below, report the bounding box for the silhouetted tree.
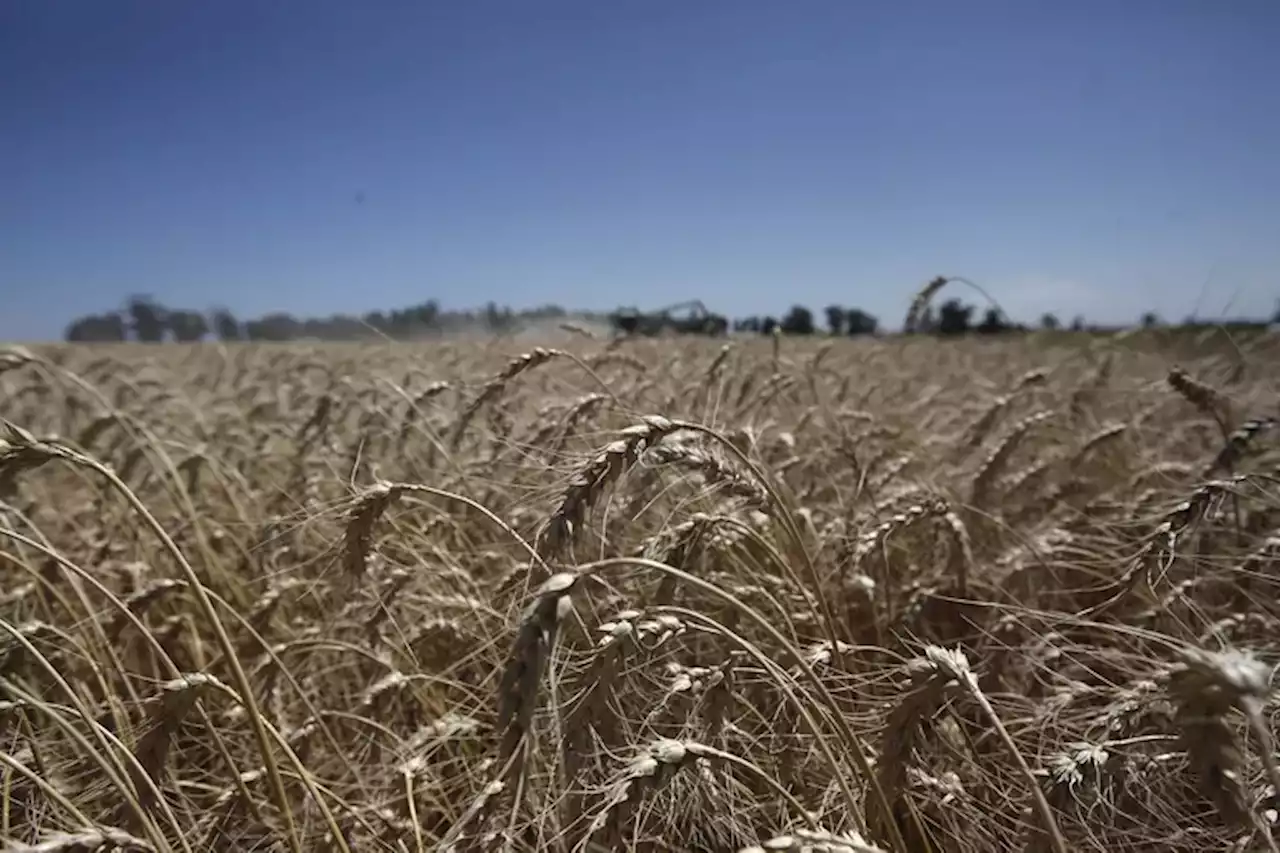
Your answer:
[168,310,209,342]
[1040,313,1060,331]
[976,308,1009,335]
[937,299,973,336]
[245,313,300,341]
[64,316,91,342]
[211,309,242,341]
[65,312,126,342]
[302,317,336,339]
[824,305,845,336]
[416,300,440,328]
[127,295,167,342]
[1140,311,1161,329]
[380,300,441,337]
[484,301,515,332]
[1070,315,1086,332]
[845,308,879,336]
[781,305,815,335]
[761,316,779,335]
[104,311,127,341]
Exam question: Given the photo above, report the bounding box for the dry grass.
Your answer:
[2,323,1280,852]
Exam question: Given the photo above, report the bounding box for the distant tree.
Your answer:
[936,299,974,336]
[210,309,242,341]
[127,295,167,342]
[302,317,339,339]
[697,312,729,336]
[484,301,515,332]
[378,300,441,337]
[824,304,845,336]
[781,305,815,335]
[976,308,1008,335]
[1070,315,1086,332]
[63,316,91,342]
[386,309,407,337]
[63,318,83,342]
[760,316,779,335]
[245,313,300,341]
[168,310,209,342]
[1039,313,1060,331]
[65,312,126,342]
[845,308,879,336]
[103,311,127,341]
[416,300,440,329]
[1140,311,1161,329]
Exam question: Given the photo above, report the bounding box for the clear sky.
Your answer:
[3,0,1278,340]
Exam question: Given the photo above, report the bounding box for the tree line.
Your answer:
[64,296,591,343]
[734,298,1280,338]
[62,293,1280,343]
[733,299,1026,336]
[63,296,890,342]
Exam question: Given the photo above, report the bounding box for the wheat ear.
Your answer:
[6,828,156,852]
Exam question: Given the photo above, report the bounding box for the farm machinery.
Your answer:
[609,300,729,337]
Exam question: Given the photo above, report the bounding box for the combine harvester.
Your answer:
[609,300,728,338]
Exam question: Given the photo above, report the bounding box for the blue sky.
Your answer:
[3,0,1278,340]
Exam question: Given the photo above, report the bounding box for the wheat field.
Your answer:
[1,321,1279,853]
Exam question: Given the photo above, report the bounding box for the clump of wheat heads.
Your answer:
[1168,365,1234,436]
[450,347,562,448]
[1165,646,1280,835]
[741,829,887,853]
[538,415,683,559]
[496,571,579,770]
[122,673,227,821]
[6,828,156,852]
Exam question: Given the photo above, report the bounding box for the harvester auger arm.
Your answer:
[655,300,709,319]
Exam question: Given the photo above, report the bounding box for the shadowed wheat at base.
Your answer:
[2,321,1280,853]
